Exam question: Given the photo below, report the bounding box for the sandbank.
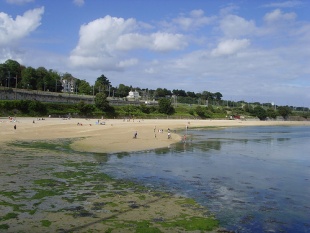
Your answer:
[1,117,310,153]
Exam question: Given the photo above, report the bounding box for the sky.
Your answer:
[0,0,310,107]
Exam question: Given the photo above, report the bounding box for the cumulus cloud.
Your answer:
[151,32,186,51]
[211,39,250,56]
[219,15,256,37]
[264,9,296,23]
[117,58,138,68]
[0,7,44,46]
[171,9,215,31]
[70,15,187,69]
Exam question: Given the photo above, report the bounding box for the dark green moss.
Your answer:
[0,201,25,211]
[1,212,18,221]
[0,224,9,230]
[32,189,62,199]
[41,219,52,227]
[160,216,219,231]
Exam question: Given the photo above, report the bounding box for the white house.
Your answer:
[127,90,141,100]
[62,78,76,93]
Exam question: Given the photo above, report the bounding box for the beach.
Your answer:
[1,117,310,232]
[1,117,309,153]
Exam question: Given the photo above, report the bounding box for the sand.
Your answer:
[1,117,310,153]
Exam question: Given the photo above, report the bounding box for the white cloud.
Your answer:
[0,7,44,46]
[170,9,215,31]
[73,0,85,7]
[151,32,186,51]
[263,1,303,8]
[117,58,138,68]
[264,9,296,23]
[211,39,250,56]
[5,0,34,5]
[70,15,187,69]
[219,15,256,37]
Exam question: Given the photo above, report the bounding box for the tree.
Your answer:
[117,84,130,97]
[155,88,172,98]
[95,74,110,95]
[214,92,223,101]
[0,63,8,87]
[172,89,187,97]
[21,67,37,90]
[48,69,62,92]
[187,91,197,98]
[94,92,110,111]
[158,98,174,115]
[5,59,21,88]
[266,108,277,119]
[277,106,292,120]
[253,106,267,120]
[77,79,91,95]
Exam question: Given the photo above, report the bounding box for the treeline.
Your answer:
[0,59,223,104]
[0,59,309,112]
[1,98,309,121]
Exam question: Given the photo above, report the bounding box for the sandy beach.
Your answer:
[1,117,310,153]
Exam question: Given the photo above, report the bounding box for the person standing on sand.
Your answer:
[133,131,137,139]
[14,125,16,130]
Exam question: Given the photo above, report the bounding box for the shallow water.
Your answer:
[99,125,310,233]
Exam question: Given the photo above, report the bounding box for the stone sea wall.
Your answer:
[0,88,156,106]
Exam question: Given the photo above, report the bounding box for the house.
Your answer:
[62,78,76,93]
[127,90,141,100]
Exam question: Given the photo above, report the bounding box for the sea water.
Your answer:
[99,125,310,233]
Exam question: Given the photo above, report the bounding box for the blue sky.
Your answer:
[1,0,310,107]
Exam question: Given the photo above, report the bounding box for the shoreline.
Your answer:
[1,117,310,153]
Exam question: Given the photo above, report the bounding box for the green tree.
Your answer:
[94,92,110,111]
[76,79,91,95]
[155,88,172,98]
[21,67,37,90]
[158,98,174,115]
[266,108,277,119]
[95,74,110,95]
[253,106,267,120]
[172,89,186,97]
[47,69,62,92]
[277,106,292,120]
[5,59,21,88]
[117,84,130,97]
[0,63,8,87]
